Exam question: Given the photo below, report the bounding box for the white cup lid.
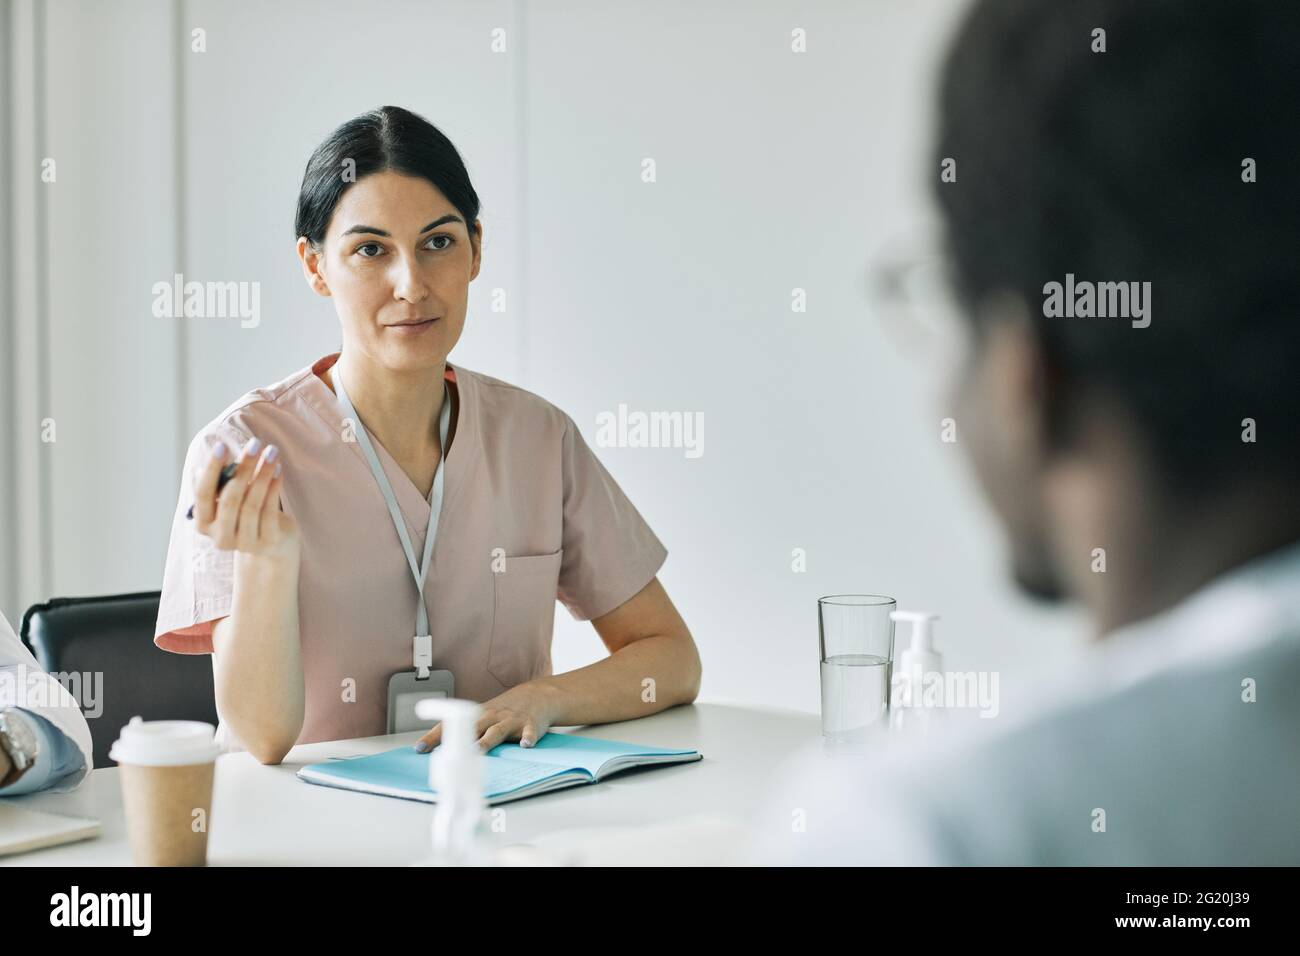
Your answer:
[109,716,220,766]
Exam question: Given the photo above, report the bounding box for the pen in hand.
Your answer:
[186,462,239,520]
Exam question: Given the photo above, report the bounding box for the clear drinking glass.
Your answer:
[818,595,897,745]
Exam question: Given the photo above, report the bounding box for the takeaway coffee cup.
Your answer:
[110,717,220,866]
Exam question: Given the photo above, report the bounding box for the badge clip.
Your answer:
[413,633,433,680]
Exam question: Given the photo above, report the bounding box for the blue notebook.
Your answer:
[296,732,702,805]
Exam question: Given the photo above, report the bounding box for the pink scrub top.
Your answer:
[154,352,668,751]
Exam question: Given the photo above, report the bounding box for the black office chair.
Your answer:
[21,591,218,769]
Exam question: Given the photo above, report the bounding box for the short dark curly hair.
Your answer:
[934,0,1299,492]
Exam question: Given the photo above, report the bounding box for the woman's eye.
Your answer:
[356,236,451,257]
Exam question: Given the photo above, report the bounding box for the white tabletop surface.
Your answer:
[1,701,821,865]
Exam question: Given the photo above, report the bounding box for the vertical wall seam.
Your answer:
[34,0,50,599]
[173,0,189,459]
[0,0,15,617]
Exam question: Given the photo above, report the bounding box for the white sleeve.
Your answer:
[0,610,94,790]
[742,739,956,866]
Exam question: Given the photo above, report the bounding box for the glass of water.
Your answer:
[818,594,897,746]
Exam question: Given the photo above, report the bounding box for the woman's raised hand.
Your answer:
[192,437,300,562]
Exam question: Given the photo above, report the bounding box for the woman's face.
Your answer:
[298,169,481,372]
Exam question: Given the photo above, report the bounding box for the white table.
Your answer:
[1,701,820,865]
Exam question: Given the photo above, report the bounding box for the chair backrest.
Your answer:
[21,592,217,769]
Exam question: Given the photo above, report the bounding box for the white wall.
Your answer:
[1,0,1083,718]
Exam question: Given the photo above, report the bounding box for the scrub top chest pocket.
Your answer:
[488,548,564,688]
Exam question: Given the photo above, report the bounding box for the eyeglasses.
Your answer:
[863,225,973,369]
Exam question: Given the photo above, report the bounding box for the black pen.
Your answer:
[186,462,239,520]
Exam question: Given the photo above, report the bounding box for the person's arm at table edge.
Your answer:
[210,551,306,766]
[0,708,85,795]
[531,576,701,726]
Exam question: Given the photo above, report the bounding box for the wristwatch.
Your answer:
[0,708,40,787]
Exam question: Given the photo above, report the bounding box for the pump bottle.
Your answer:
[413,697,489,866]
[889,611,943,736]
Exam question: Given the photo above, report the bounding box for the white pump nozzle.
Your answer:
[415,697,485,865]
[890,610,940,654]
[415,699,481,763]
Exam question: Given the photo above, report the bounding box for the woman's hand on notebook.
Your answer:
[414,681,562,754]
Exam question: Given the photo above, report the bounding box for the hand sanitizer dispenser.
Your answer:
[889,611,942,735]
[414,697,486,866]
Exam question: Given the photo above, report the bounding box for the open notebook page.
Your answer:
[486,733,698,775]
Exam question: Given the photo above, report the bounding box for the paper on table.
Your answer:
[0,803,100,857]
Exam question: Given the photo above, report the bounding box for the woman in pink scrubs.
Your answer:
[154,106,700,763]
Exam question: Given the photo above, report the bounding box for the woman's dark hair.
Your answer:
[294,105,481,248]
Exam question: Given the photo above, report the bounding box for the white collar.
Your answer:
[1087,538,1300,694]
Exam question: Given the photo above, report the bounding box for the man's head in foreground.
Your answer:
[934,0,1300,632]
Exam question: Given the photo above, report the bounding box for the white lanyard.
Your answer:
[332,364,451,679]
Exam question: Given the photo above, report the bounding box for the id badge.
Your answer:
[387,669,456,734]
